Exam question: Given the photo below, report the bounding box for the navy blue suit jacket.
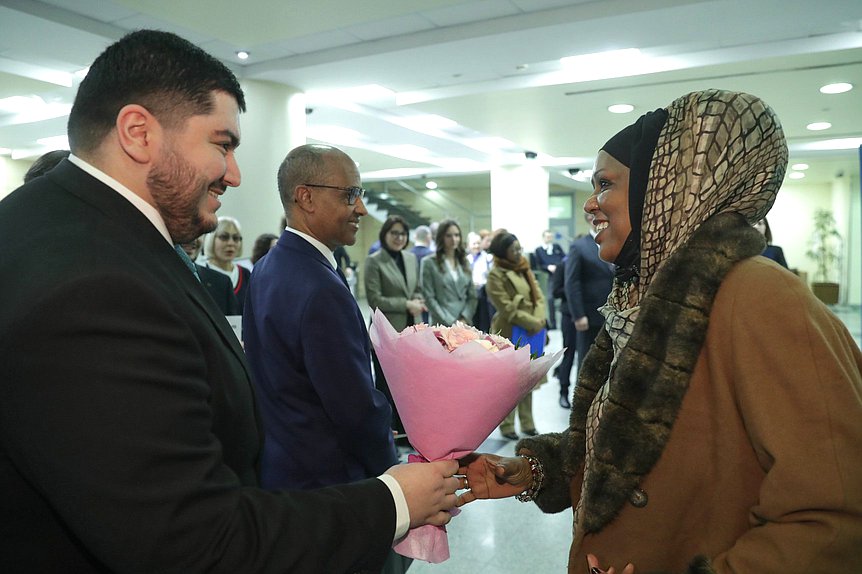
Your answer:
[565,234,614,325]
[244,231,398,490]
[534,243,565,274]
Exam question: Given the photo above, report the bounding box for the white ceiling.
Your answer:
[1,0,861,192]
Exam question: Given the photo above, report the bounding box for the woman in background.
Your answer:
[420,219,477,326]
[365,215,425,442]
[251,233,278,266]
[754,217,788,268]
[485,232,546,441]
[204,216,251,313]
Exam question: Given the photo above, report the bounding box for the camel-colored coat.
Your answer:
[485,266,546,340]
[521,215,862,573]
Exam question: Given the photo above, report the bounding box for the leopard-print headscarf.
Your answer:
[607,89,788,316]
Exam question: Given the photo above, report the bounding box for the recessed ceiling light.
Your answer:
[236,51,250,60]
[796,137,862,151]
[806,122,832,131]
[791,163,809,171]
[425,181,438,190]
[788,171,805,180]
[820,82,852,94]
[608,104,634,114]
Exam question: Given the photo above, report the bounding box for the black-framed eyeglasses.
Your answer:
[216,233,242,242]
[303,183,367,205]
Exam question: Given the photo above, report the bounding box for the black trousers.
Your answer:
[557,312,576,397]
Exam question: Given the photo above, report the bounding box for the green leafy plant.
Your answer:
[806,209,842,283]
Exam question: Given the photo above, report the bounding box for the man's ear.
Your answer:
[115,104,160,164]
[292,184,315,213]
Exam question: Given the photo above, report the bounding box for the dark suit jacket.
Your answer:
[197,263,241,315]
[0,161,394,573]
[243,231,398,490]
[534,242,565,274]
[565,234,614,325]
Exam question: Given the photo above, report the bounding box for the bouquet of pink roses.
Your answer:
[368,309,562,563]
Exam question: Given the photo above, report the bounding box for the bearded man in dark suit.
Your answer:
[0,30,460,574]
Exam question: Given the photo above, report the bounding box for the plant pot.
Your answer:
[812,282,839,305]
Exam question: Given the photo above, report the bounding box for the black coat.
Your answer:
[0,160,394,573]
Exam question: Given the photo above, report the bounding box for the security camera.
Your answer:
[305,107,314,115]
[568,167,581,176]
[524,151,538,159]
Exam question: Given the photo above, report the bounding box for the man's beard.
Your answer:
[147,151,220,244]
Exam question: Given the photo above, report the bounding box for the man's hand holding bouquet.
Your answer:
[369,309,562,562]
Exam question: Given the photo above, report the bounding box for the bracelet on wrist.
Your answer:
[515,454,544,502]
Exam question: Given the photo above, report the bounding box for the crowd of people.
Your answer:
[3,27,861,574]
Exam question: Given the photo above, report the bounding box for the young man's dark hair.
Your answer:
[67,29,246,154]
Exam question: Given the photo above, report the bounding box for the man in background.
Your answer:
[0,30,460,574]
[244,143,410,572]
[562,213,614,404]
[534,229,565,329]
[244,144,399,490]
[410,224,434,264]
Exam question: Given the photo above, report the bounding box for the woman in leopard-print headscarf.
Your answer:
[458,90,862,573]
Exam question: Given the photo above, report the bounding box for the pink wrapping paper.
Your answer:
[368,309,562,563]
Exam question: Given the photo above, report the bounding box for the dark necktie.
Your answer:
[174,244,201,282]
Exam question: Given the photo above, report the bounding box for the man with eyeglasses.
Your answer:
[244,144,413,571]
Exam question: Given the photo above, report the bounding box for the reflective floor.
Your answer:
[359,300,861,573]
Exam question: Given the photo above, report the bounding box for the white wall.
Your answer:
[0,157,32,201]
[217,80,306,254]
[772,174,861,305]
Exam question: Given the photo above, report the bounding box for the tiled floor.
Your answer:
[360,301,861,574]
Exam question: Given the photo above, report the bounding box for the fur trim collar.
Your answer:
[520,212,765,533]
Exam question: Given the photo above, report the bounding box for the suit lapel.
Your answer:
[378,249,409,295]
[53,161,251,376]
[403,251,418,295]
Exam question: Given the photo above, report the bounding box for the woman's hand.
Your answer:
[406,298,426,315]
[587,553,635,574]
[455,452,533,506]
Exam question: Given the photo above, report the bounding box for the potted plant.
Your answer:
[805,209,842,305]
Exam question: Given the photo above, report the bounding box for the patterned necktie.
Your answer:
[174,244,201,282]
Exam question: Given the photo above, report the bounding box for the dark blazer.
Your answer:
[0,160,394,573]
[243,231,398,490]
[197,263,241,315]
[534,242,565,274]
[203,262,251,313]
[364,249,421,331]
[565,234,614,325]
